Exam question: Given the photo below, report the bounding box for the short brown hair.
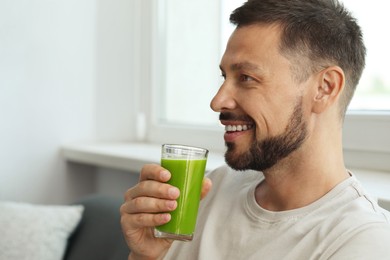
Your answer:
[230,0,366,118]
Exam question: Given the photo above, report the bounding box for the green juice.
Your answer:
[156,158,207,236]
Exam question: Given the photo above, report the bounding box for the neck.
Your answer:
[255,131,349,211]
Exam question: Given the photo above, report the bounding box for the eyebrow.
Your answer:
[219,62,265,74]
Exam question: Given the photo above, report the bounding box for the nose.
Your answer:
[210,83,236,112]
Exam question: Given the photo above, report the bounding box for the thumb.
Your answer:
[200,177,212,200]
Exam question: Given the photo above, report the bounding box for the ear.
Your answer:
[312,66,345,114]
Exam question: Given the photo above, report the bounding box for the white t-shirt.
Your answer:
[164,165,390,260]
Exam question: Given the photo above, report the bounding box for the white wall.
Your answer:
[95,0,137,141]
[0,0,139,204]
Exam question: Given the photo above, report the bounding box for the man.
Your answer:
[120,0,390,259]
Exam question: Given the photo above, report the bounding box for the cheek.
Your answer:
[254,99,281,127]
[253,104,295,138]
[239,91,299,137]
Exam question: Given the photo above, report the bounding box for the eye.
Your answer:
[239,74,253,82]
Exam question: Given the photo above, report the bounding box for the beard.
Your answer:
[224,98,307,172]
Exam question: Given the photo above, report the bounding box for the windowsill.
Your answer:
[61,142,226,173]
[62,141,390,205]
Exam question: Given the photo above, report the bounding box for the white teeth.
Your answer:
[225,124,252,132]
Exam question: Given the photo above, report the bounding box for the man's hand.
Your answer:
[120,164,212,260]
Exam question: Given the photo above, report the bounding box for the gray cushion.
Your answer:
[64,194,129,260]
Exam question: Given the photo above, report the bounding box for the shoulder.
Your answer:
[328,222,390,259]
[320,176,390,258]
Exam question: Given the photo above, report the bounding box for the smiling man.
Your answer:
[120,0,390,259]
[216,25,307,161]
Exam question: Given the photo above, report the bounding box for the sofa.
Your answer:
[0,194,129,260]
[64,194,130,260]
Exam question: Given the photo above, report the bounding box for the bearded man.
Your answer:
[120,0,390,259]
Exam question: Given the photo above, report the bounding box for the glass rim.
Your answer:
[162,144,209,153]
[161,144,209,159]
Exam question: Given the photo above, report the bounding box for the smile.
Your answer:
[225,124,254,132]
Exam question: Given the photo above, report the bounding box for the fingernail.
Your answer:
[160,170,170,180]
[161,213,171,222]
[168,187,180,198]
[166,200,177,210]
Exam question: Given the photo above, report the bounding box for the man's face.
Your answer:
[210,24,312,171]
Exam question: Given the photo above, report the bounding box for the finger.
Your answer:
[200,177,212,200]
[139,164,171,182]
[121,197,177,214]
[121,212,171,230]
[125,180,180,201]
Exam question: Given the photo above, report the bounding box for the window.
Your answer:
[341,0,390,110]
[153,0,221,128]
[146,0,390,171]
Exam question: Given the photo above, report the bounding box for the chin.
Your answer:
[224,142,251,171]
[224,140,278,172]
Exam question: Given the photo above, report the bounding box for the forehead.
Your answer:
[221,24,291,72]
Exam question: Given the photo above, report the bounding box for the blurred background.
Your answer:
[1,0,389,205]
[0,0,139,204]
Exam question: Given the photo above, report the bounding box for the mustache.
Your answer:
[219,112,253,122]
